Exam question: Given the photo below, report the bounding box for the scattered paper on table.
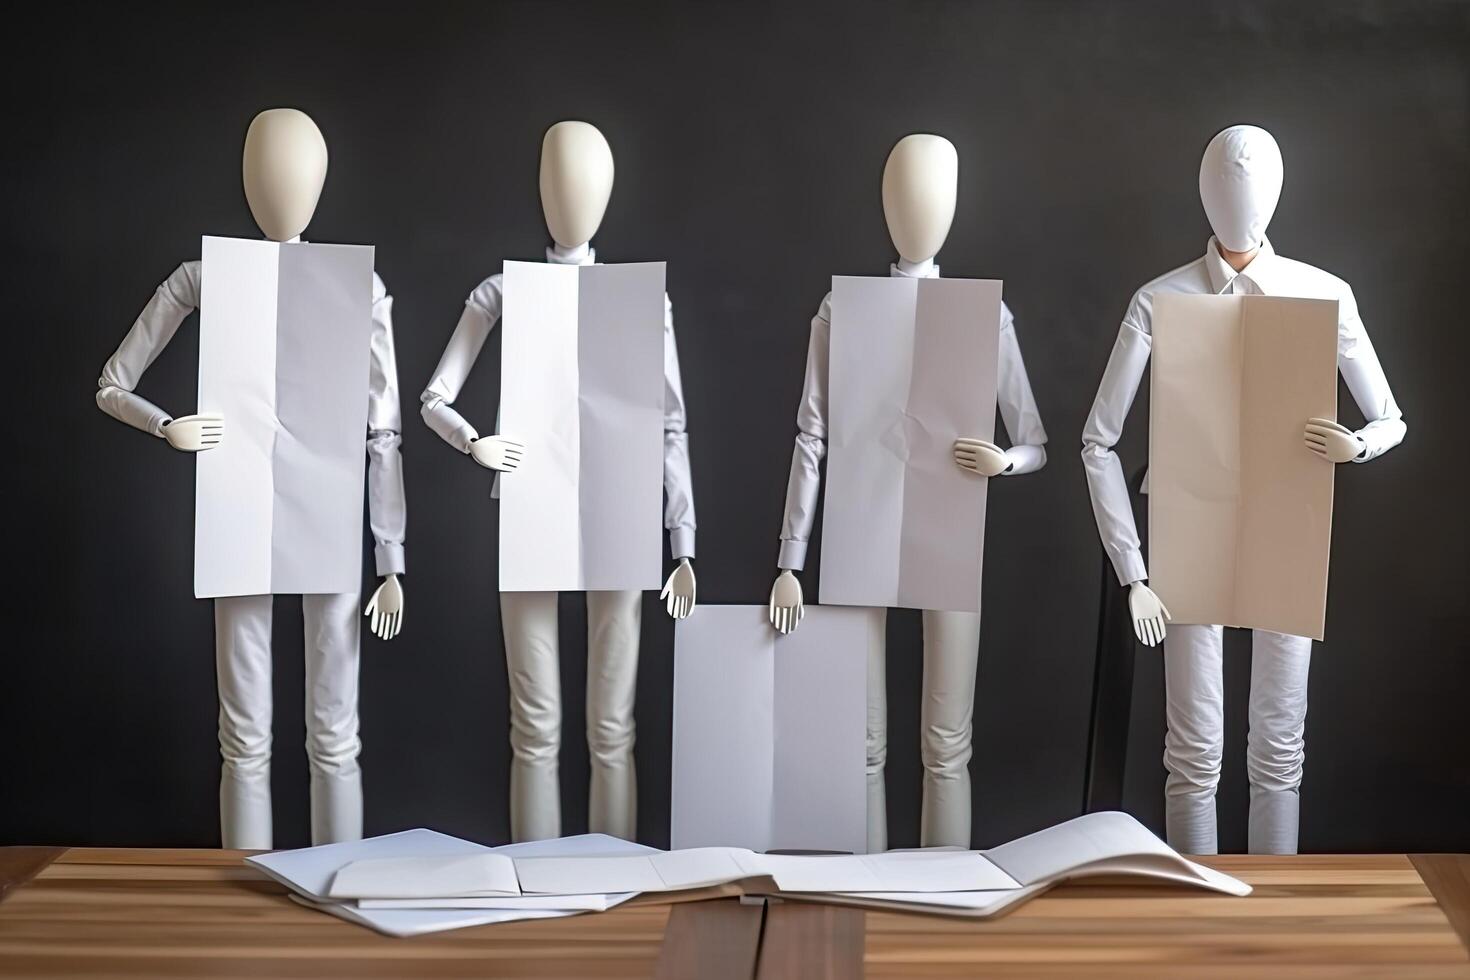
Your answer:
[498,260,667,592]
[195,236,375,598]
[671,605,875,854]
[1149,294,1338,639]
[821,276,1002,612]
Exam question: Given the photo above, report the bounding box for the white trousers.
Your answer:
[214,592,363,850]
[1163,624,1312,855]
[866,609,982,852]
[500,590,641,842]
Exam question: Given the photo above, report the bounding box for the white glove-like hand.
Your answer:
[768,569,805,635]
[163,413,224,452]
[953,437,1010,477]
[364,574,404,641]
[1304,418,1363,463]
[660,558,697,620]
[470,435,525,472]
[1129,581,1171,647]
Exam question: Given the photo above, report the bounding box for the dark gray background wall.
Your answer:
[3,0,1466,852]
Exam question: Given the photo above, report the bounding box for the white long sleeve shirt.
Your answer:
[777,258,1050,571]
[96,255,409,577]
[420,243,698,560]
[1081,236,1406,586]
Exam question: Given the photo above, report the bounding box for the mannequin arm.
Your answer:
[993,307,1049,476]
[420,279,502,454]
[1335,299,1406,461]
[96,262,209,445]
[778,301,832,571]
[367,273,407,579]
[1081,316,1153,586]
[662,295,697,559]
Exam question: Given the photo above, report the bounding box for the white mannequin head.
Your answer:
[882,134,958,265]
[242,108,328,243]
[1198,124,1283,253]
[540,121,614,249]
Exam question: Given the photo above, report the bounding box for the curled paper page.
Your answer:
[821,276,1002,612]
[195,236,375,598]
[670,605,874,854]
[499,261,666,592]
[1149,294,1338,639]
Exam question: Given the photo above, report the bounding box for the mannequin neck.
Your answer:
[1214,238,1259,273]
[547,240,593,264]
[894,255,937,278]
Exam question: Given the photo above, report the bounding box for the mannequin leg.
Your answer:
[215,594,274,850]
[586,590,642,839]
[1162,624,1225,854]
[302,591,363,845]
[866,609,889,853]
[918,609,981,848]
[501,591,562,842]
[1246,630,1312,854]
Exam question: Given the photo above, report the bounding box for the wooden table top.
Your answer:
[0,846,1465,978]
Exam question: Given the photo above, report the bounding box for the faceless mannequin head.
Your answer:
[1198,125,1283,253]
[242,108,328,243]
[540,121,614,249]
[882,134,958,265]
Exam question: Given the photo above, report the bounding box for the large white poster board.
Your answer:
[499,261,666,592]
[1150,293,1338,640]
[195,236,375,598]
[671,605,877,854]
[820,276,1002,612]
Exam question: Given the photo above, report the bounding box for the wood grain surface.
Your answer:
[0,848,1465,978]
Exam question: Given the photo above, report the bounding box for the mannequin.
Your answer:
[769,134,1049,850]
[420,120,697,842]
[94,108,407,848]
[1081,124,1406,854]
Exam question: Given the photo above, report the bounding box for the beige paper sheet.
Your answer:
[1149,294,1338,640]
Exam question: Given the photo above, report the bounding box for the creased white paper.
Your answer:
[499,261,666,592]
[195,236,375,598]
[821,276,1002,612]
[1149,294,1338,640]
[671,605,875,854]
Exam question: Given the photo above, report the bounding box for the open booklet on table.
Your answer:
[246,812,1248,935]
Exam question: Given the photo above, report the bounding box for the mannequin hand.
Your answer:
[953,438,1010,477]
[1304,418,1362,463]
[469,435,525,472]
[1128,581,1171,647]
[364,574,404,641]
[768,569,805,635]
[163,413,224,452]
[660,558,696,620]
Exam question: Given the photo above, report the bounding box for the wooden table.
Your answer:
[0,847,1465,978]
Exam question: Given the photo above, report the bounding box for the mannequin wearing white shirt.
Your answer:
[94,108,407,849]
[768,134,1049,850]
[420,121,697,842]
[1081,125,1406,854]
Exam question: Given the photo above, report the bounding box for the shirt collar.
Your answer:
[890,256,939,279]
[547,242,596,265]
[1204,235,1277,293]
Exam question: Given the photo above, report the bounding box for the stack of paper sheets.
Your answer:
[245,813,1250,937]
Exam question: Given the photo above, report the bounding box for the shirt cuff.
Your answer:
[778,538,808,571]
[669,527,696,561]
[374,542,406,577]
[1112,548,1147,587]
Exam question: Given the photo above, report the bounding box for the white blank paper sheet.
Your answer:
[821,275,1002,613]
[195,236,375,598]
[1149,294,1338,639]
[499,261,666,592]
[671,605,876,854]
